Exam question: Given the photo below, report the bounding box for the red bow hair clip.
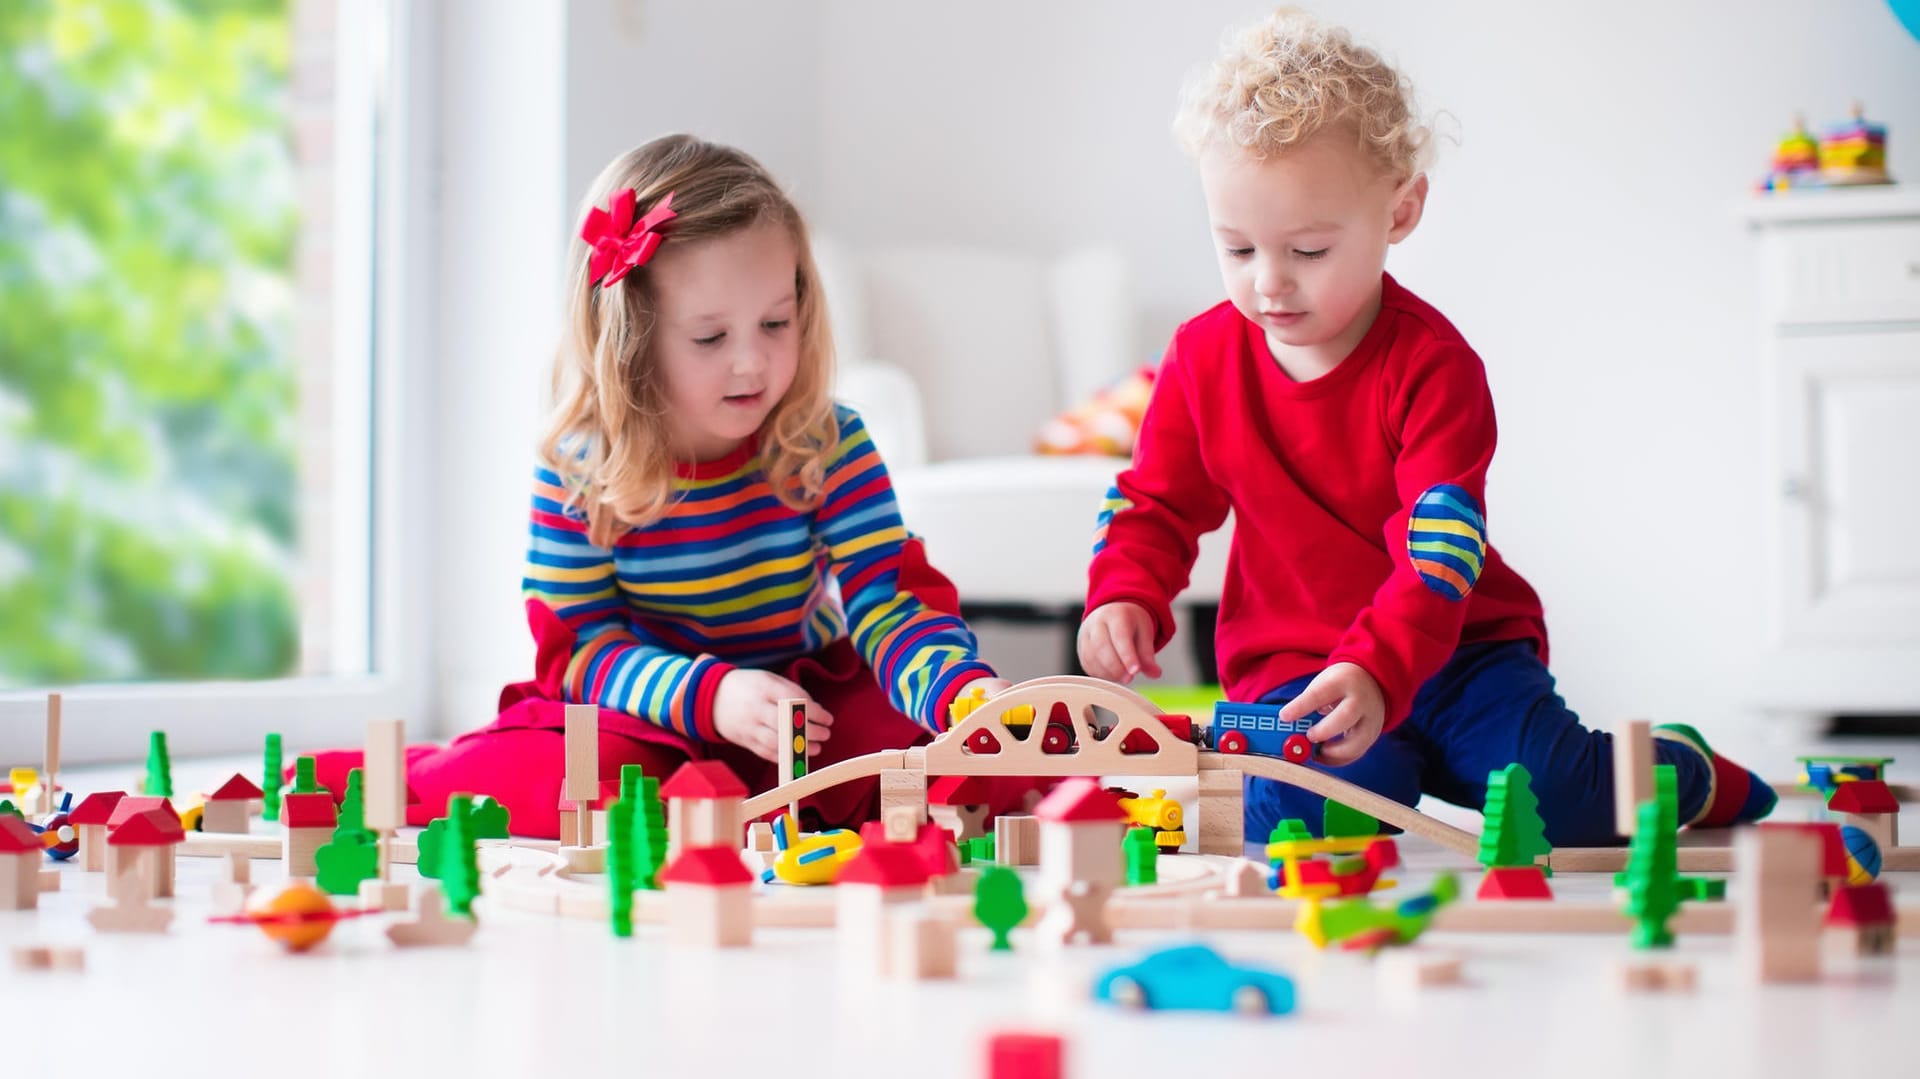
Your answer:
[581,188,676,288]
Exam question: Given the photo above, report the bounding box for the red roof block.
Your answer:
[660,760,747,801]
[1033,777,1128,824]
[661,846,755,886]
[857,820,959,878]
[0,815,42,854]
[1827,882,1895,927]
[68,791,127,826]
[1829,780,1899,815]
[207,774,265,802]
[108,797,177,829]
[929,775,994,806]
[840,843,934,887]
[108,808,185,847]
[283,792,338,829]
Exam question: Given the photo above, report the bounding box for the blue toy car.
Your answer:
[1092,944,1296,1016]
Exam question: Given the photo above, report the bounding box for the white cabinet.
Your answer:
[1746,189,1920,720]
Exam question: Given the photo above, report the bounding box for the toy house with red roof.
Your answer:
[1826,881,1896,956]
[105,807,184,904]
[202,774,265,835]
[837,843,935,972]
[661,760,746,858]
[928,775,994,842]
[68,790,127,872]
[661,846,755,948]
[1033,778,1130,945]
[282,791,338,878]
[1829,781,1899,850]
[0,814,44,910]
[106,797,180,897]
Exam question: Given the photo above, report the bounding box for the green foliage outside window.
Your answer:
[0,0,301,687]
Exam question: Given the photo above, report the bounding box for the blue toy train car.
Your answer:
[1210,701,1315,763]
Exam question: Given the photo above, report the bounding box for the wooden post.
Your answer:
[43,693,61,815]
[564,704,599,846]
[1197,768,1244,856]
[1613,718,1653,839]
[365,719,406,883]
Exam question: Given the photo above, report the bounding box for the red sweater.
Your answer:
[1087,274,1548,728]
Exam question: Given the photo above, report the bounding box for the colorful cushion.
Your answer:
[1034,365,1157,457]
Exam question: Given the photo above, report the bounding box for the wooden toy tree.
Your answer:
[974,865,1027,951]
[1124,826,1158,885]
[440,794,481,919]
[314,768,378,896]
[1324,800,1379,839]
[1476,763,1553,899]
[629,770,668,891]
[1478,763,1549,867]
[606,794,637,937]
[1270,819,1311,844]
[1622,765,1681,949]
[417,795,509,881]
[290,755,328,797]
[262,732,284,822]
[143,731,172,797]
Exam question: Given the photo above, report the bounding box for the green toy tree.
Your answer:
[0,801,17,817]
[1124,826,1159,885]
[1478,763,1551,868]
[1324,800,1380,839]
[261,732,284,822]
[290,755,328,797]
[606,794,637,938]
[439,794,481,919]
[1621,765,1682,948]
[973,865,1028,951]
[629,772,668,891]
[314,769,379,895]
[417,795,510,880]
[1269,819,1312,844]
[143,731,172,797]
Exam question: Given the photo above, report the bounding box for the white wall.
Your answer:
[434,0,1920,747]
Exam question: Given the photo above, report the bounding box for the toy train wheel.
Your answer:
[1218,731,1248,755]
[1282,734,1313,763]
[966,729,1003,754]
[1040,722,1074,754]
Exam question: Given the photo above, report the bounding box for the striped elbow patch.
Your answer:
[1407,484,1486,600]
[1092,488,1133,554]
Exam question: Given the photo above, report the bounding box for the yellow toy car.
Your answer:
[1115,788,1185,853]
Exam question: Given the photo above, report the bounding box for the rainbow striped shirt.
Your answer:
[523,406,993,742]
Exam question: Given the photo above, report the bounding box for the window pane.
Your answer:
[0,0,366,688]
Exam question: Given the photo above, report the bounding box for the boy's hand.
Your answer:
[1278,662,1385,766]
[1077,602,1163,684]
[712,669,834,763]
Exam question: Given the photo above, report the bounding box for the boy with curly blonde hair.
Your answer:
[1080,8,1775,843]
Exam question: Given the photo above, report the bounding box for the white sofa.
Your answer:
[817,238,1232,674]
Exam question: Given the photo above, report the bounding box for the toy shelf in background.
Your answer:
[1760,103,1892,191]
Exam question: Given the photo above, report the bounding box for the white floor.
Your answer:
[5,745,1913,1079]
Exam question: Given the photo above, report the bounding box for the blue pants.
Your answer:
[1244,640,1711,847]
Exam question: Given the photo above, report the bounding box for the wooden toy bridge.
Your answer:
[737,675,1480,857]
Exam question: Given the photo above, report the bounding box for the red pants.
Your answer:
[304,541,1038,838]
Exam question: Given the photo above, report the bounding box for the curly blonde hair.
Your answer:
[542,134,839,547]
[1174,7,1431,182]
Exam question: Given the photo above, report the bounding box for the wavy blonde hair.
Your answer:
[542,135,839,547]
[1174,7,1431,182]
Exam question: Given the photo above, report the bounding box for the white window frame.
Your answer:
[0,0,435,766]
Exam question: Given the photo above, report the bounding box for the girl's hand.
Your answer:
[968,676,1014,699]
[1077,602,1163,684]
[1277,662,1385,766]
[712,669,834,763]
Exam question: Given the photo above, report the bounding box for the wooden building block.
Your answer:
[200,800,251,835]
[995,814,1039,866]
[564,704,598,846]
[364,718,407,834]
[387,884,479,948]
[1735,826,1823,983]
[880,769,927,825]
[1619,961,1697,992]
[886,911,957,980]
[1613,718,1653,838]
[1197,767,1244,856]
[12,944,83,972]
[1378,950,1463,990]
